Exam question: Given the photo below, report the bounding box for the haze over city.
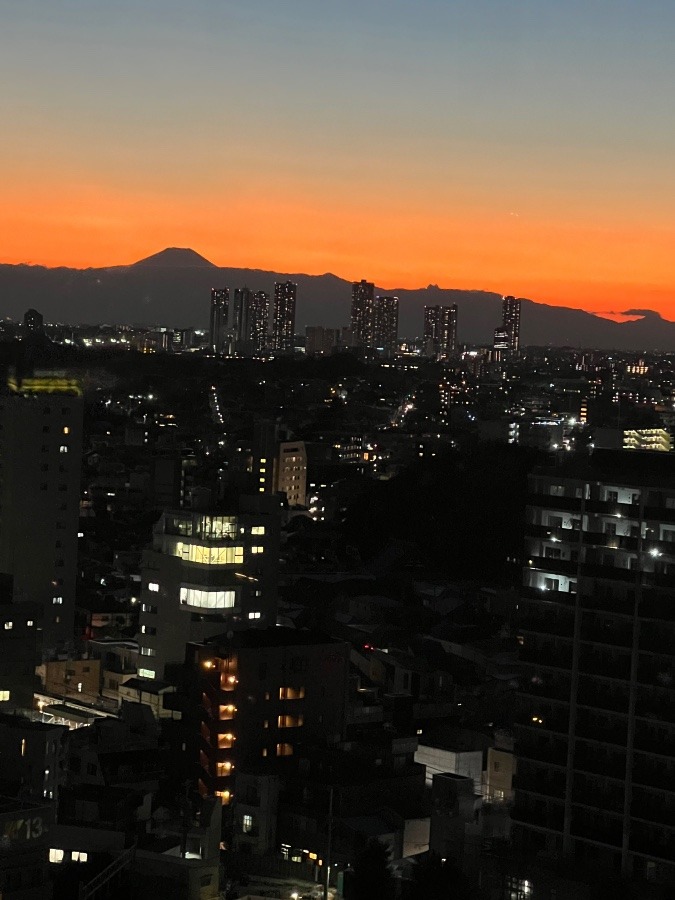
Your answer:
[3,1,675,319]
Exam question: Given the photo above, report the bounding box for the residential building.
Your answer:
[251,420,307,508]
[305,326,340,356]
[623,428,672,453]
[502,295,521,356]
[137,496,281,680]
[515,450,675,887]
[0,796,55,898]
[186,628,350,806]
[209,288,229,353]
[0,713,68,803]
[250,290,270,353]
[424,305,458,358]
[272,282,296,352]
[350,282,399,354]
[0,371,83,656]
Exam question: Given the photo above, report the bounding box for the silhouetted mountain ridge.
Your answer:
[0,249,673,350]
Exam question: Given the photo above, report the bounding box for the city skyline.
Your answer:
[3,2,675,320]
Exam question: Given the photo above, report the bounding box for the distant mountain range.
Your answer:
[1,247,673,350]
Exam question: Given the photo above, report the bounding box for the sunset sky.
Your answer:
[3,0,675,318]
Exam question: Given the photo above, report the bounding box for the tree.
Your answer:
[407,852,472,900]
[349,839,395,900]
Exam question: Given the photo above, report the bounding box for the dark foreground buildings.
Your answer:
[516,450,675,887]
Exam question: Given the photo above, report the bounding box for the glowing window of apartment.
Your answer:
[279,686,305,700]
[180,587,236,609]
[0,691,10,702]
[3,622,11,631]
[139,668,156,679]
[248,611,261,620]
[276,742,293,757]
[148,582,160,592]
[72,851,88,862]
[63,427,70,435]
[243,814,254,833]
[251,526,265,535]
[49,849,64,864]
[53,596,63,605]
[27,620,33,627]
[278,714,304,728]
[218,733,234,749]
[251,546,264,554]
[59,445,68,454]
[216,761,232,777]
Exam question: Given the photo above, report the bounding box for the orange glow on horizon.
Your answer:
[2,178,675,321]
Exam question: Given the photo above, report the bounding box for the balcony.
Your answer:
[577,649,631,681]
[579,563,636,583]
[528,493,581,513]
[520,646,573,671]
[518,616,574,639]
[528,556,579,577]
[520,586,577,608]
[579,621,633,649]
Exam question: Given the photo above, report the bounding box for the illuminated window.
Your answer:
[243,814,254,833]
[251,546,264,554]
[279,686,305,700]
[59,446,68,453]
[63,427,70,435]
[49,849,64,864]
[251,526,265,535]
[139,668,155,679]
[218,733,235,749]
[180,588,236,609]
[0,691,10,702]
[173,542,244,566]
[278,714,304,728]
[219,704,235,721]
[216,761,232,777]
[276,742,293,757]
[71,851,88,862]
[53,597,63,605]
[140,647,156,657]
[248,611,261,620]
[3,622,11,630]
[148,582,159,592]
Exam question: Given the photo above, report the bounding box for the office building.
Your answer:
[502,295,521,356]
[515,450,675,887]
[272,282,297,352]
[137,496,280,680]
[209,288,229,354]
[186,628,350,805]
[424,305,458,358]
[0,372,83,656]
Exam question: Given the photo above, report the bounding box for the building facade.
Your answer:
[209,288,229,354]
[186,628,350,806]
[0,373,83,656]
[515,450,675,887]
[272,282,297,352]
[137,497,281,680]
[424,305,458,359]
[501,295,521,356]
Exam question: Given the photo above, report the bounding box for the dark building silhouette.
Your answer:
[502,295,521,355]
[272,282,296,352]
[424,304,458,358]
[0,372,83,656]
[515,450,675,886]
[23,309,44,339]
[350,282,399,354]
[209,288,229,353]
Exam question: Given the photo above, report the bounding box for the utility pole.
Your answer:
[323,785,334,900]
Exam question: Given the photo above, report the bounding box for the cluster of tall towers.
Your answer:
[209,282,297,355]
[423,304,458,359]
[350,280,399,354]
